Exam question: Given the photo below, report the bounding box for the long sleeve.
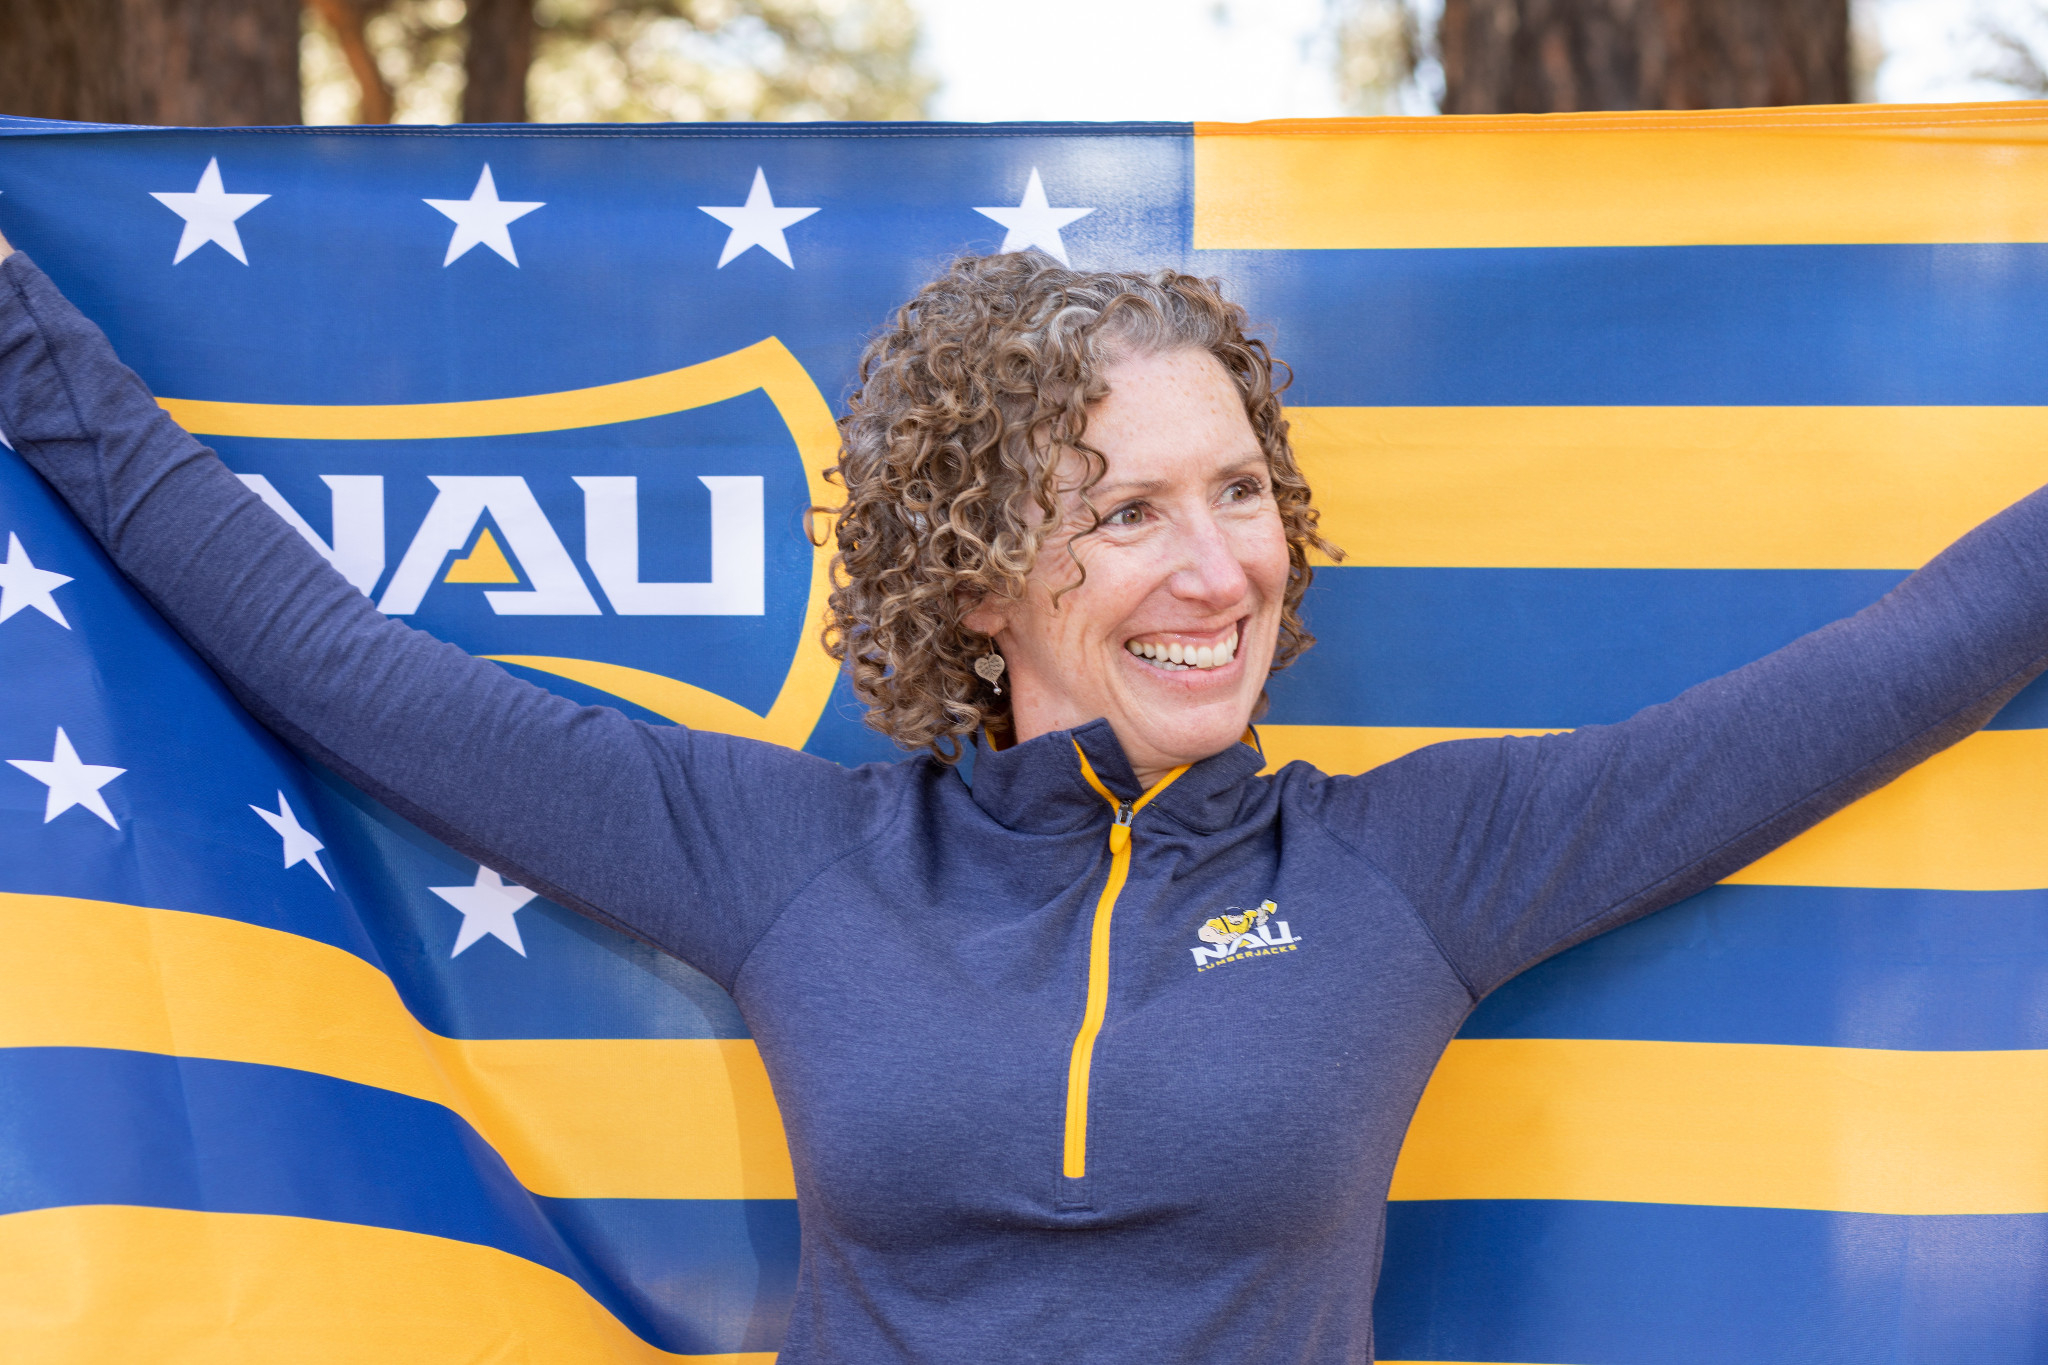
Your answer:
[0,250,891,989]
[1326,473,2048,1000]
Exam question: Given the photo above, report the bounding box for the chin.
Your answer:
[1108,626,1276,767]
[1132,700,1261,766]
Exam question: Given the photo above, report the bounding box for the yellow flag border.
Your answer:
[1195,99,2048,250]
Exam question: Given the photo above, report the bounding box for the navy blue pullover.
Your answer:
[6,249,2048,1363]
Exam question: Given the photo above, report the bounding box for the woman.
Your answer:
[4,236,2047,1364]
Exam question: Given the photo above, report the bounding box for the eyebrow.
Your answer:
[1091,477,1169,499]
[1090,457,1269,501]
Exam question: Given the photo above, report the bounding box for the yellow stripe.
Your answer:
[1391,1036,2048,1215]
[0,1205,767,1363]
[1065,751,1189,1180]
[1258,727,2048,892]
[1257,725,1559,776]
[1291,405,2048,570]
[1725,728,2048,892]
[0,892,795,1200]
[1195,102,2048,250]
[160,340,843,752]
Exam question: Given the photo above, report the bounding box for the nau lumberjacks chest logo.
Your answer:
[1191,899,1302,971]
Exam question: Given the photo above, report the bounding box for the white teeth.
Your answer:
[1125,628,1243,673]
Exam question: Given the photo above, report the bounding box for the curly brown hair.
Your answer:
[823,251,1340,761]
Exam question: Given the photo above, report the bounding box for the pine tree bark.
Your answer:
[1439,0,1850,114]
[0,0,300,125]
[461,0,533,123]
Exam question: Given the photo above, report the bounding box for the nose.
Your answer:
[1166,506,1252,608]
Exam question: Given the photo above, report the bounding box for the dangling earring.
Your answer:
[974,649,1006,696]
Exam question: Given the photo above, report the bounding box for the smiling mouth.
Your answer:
[1123,624,1241,673]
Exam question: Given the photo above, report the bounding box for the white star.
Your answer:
[698,168,819,269]
[8,727,124,828]
[250,790,333,889]
[423,164,545,267]
[431,864,537,958]
[974,168,1094,266]
[0,532,70,628]
[150,158,270,266]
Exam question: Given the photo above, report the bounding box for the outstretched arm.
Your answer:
[1326,481,2048,1000]
[0,248,886,988]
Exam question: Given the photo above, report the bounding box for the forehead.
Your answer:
[1086,350,1263,482]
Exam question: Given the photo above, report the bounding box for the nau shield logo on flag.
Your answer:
[8,106,2048,1362]
[187,337,841,748]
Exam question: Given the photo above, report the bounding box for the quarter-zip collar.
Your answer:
[969,717,1265,836]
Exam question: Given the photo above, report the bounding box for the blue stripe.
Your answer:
[1270,565,2048,730]
[1464,884,2048,1051]
[1209,243,2048,407]
[1377,1199,2048,1363]
[0,1046,796,1355]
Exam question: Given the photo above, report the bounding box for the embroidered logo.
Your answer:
[1191,899,1302,970]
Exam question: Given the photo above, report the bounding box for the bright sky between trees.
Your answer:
[913,0,2048,122]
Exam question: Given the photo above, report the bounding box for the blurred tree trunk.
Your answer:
[461,0,532,122]
[307,0,394,123]
[0,0,300,124]
[1439,0,1850,113]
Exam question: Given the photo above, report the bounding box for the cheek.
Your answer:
[1009,566,1124,664]
[1033,546,1154,633]
[1068,567,1157,646]
[1248,518,1292,604]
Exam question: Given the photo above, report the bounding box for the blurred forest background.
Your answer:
[0,0,2045,127]
[0,0,929,124]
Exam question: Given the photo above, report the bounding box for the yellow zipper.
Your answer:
[1065,745,1189,1181]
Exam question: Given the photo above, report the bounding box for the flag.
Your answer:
[2,104,2048,1362]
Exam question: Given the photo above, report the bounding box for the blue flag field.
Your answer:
[4,104,2048,1362]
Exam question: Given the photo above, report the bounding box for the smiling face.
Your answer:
[963,348,1291,788]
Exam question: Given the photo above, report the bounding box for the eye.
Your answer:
[1221,477,1264,504]
[1103,502,1146,528]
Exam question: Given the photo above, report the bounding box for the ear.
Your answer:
[960,592,1009,638]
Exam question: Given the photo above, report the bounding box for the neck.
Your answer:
[1130,759,1179,792]
[998,708,1227,793]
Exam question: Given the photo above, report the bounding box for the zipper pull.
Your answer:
[1109,800,1133,853]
